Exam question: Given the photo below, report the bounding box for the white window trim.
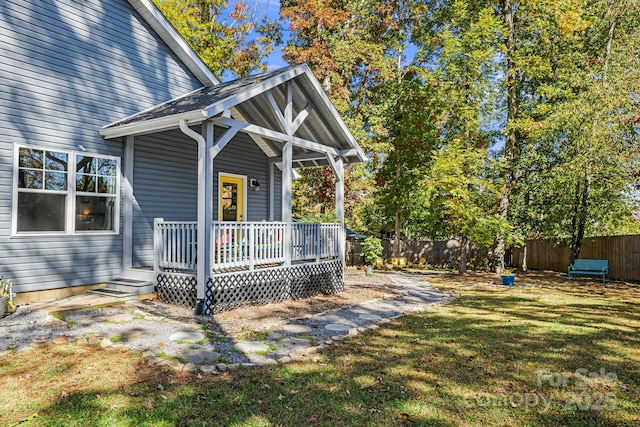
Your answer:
[12,144,121,236]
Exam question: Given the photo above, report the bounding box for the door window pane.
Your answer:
[222,183,238,221]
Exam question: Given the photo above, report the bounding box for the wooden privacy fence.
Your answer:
[511,235,640,282]
[346,239,490,268]
[347,234,640,282]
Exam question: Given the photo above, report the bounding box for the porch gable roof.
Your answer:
[100,64,366,166]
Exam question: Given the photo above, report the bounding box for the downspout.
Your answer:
[179,119,207,315]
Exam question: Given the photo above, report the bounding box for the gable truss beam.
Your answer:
[229,107,278,157]
[265,89,314,136]
[291,104,313,135]
[325,153,341,182]
[290,78,333,140]
[212,117,339,157]
[265,90,287,133]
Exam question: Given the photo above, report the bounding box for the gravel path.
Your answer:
[0,273,455,372]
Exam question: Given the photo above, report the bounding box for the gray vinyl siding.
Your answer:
[273,168,283,221]
[213,130,271,222]
[132,131,198,268]
[0,0,203,293]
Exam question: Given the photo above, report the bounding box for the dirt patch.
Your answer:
[210,269,403,334]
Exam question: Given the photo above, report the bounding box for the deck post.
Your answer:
[335,158,345,266]
[282,140,293,266]
[123,136,134,272]
[197,122,214,301]
[153,217,164,279]
[282,81,294,267]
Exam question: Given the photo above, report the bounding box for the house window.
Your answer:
[75,155,118,231]
[14,146,120,234]
[17,148,68,232]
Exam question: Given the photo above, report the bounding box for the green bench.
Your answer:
[568,259,609,284]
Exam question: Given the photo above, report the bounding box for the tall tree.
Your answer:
[153,0,281,79]
[281,0,424,235]
[372,71,440,247]
[531,0,640,263]
[421,141,509,273]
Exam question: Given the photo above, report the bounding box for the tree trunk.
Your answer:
[495,0,518,274]
[393,160,401,259]
[458,236,468,274]
[521,242,528,271]
[570,173,591,264]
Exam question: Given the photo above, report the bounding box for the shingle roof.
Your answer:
[104,65,299,129]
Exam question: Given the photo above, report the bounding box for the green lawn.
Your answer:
[1,272,638,426]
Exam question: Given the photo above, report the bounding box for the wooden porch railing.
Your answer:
[212,222,286,270]
[154,219,197,271]
[154,219,341,272]
[291,222,340,262]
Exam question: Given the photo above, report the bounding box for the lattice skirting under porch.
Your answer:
[156,272,198,308]
[203,260,344,315]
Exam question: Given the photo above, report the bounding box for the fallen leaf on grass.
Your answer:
[397,413,414,425]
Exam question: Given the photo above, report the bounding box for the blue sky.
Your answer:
[257,0,290,70]
[226,0,289,71]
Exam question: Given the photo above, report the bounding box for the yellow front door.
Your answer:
[219,175,245,221]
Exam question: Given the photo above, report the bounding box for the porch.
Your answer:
[154,220,341,272]
[154,219,344,313]
[99,64,365,314]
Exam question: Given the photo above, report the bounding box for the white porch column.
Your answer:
[281,81,294,266]
[123,135,134,272]
[196,122,214,301]
[334,158,345,265]
[282,141,293,266]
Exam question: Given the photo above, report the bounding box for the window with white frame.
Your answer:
[15,146,120,234]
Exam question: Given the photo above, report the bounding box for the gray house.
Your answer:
[1,0,365,314]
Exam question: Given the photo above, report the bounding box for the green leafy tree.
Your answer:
[371,71,440,251]
[421,141,510,273]
[153,0,281,79]
[281,0,426,234]
[525,0,640,263]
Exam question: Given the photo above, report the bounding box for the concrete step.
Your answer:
[87,288,139,301]
[87,278,154,301]
[106,278,154,294]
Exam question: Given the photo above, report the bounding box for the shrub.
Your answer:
[361,236,383,266]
